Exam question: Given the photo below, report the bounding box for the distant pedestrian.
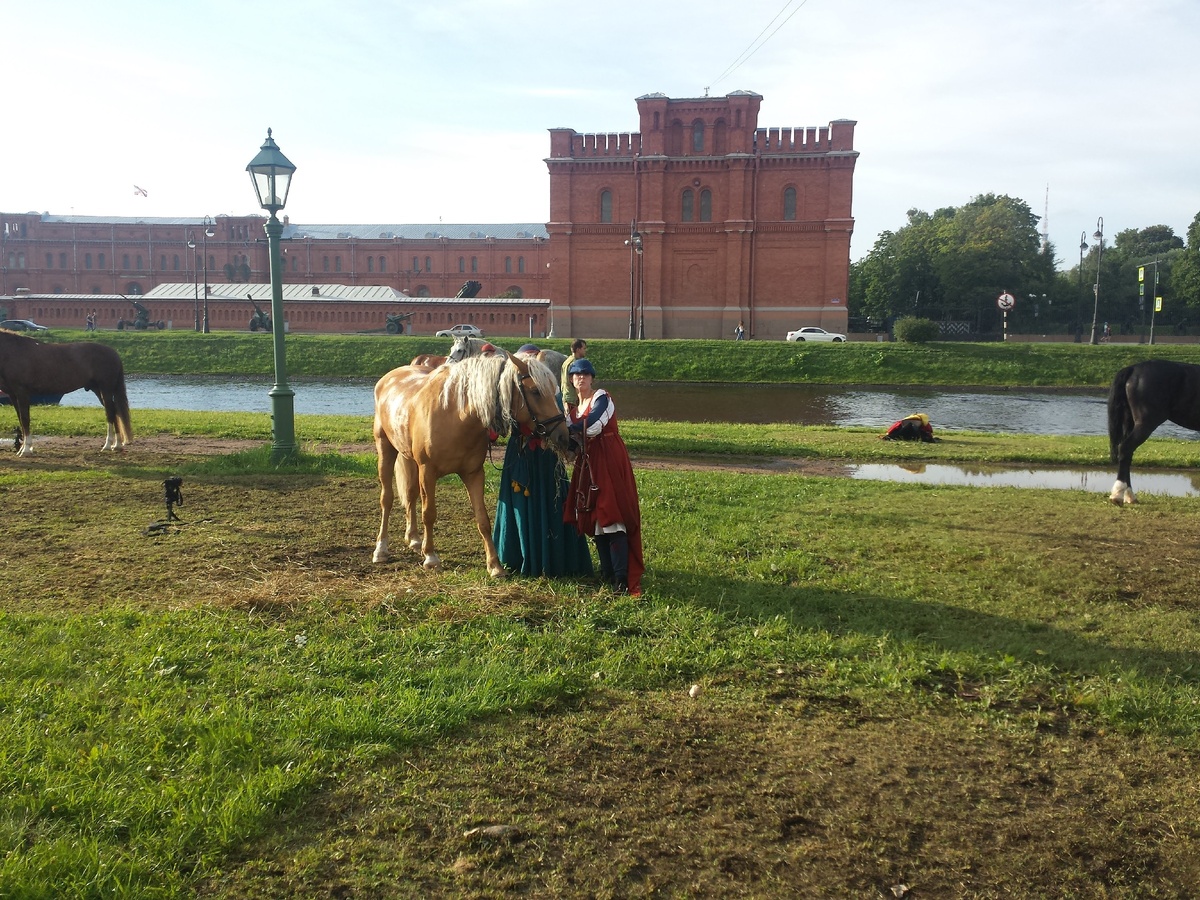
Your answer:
[560,338,588,417]
[734,320,745,341]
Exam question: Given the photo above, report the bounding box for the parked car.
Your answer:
[435,323,484,339]
[1,319,49,332]
[785,326,846,343]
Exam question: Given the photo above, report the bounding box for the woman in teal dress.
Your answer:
[493,345,594,577]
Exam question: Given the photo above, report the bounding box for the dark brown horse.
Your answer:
[1108,359,1200,504]
[0,330,132,456]
[372,353,569,575]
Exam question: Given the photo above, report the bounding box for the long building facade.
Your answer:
[0,91,856,339]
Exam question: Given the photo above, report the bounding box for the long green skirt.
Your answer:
[493,436,593,577]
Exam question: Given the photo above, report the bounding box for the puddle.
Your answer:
[850,463,1200,498]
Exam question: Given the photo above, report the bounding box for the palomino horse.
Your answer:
[410,335,503,368]
[372,353,570,575]
[0,329,132,457]
[1108,359,1200,505]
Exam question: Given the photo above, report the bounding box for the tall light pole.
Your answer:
[1089,217,1104,345]
[247,129,297,461]
[636,234,645,340]
[188,218,216,333]
[1144,257,1161,346]
[187,232,199,331]
[1076,232,1087,342]
[625,221,641,340]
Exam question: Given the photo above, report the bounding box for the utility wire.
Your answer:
[709,0,812,91]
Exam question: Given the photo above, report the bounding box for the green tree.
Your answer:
[1166,213,1200,315]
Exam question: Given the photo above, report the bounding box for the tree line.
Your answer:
[850,194,1200,338]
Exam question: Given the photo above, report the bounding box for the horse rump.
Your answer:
[1106,364,1136,464]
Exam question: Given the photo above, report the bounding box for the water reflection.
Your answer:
[57,375,1200,439]
[850,463,1200,497]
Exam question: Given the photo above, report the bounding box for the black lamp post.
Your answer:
[247,129,297,461]
[625,221,642,340]
[1076,232,1087,342]
[187,218,216,333]
[1089,217,1104,345]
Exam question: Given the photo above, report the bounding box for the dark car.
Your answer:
[1,319,49,332]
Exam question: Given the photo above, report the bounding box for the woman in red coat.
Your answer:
[563,358,645,595]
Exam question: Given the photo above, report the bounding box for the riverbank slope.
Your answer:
[46,330,1200,387]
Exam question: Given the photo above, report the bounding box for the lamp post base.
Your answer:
[269,385,298,461]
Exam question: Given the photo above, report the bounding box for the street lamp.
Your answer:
[1089,217,1104,345]
[187,218,216,333]
[1076,232,1087,342]
[187,232,199,331]
[1143,257,1162,346]
[247,128,297,461]
[625,221,642,340]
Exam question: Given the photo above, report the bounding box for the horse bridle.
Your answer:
[512,362,566,437]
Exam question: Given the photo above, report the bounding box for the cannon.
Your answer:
[385,311,414,334]
[455,280,483,299]
[248,295,272,332]
[116,298,165,331]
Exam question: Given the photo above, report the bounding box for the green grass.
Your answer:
[43,328,1200,386]
[5,406,1200,894]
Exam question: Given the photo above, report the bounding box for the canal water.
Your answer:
[57,375,1200,497]
[59,375,1136,436]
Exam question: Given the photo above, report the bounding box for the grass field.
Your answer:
[2,410,1200,897]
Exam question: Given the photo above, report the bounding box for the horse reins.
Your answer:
[513,364,565,438]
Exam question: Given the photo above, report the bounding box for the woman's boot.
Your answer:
[608,532,629,593]
[593,535,614,584]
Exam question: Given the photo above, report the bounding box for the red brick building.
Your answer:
[548,91,856,339]
[1,91,855,338]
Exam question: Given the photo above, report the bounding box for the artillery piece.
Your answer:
[247,294,272,332]
[116,298,165,331]
[385,311,414,334]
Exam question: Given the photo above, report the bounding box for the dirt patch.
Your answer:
[18,434,849,478]
[206,679,1200,899]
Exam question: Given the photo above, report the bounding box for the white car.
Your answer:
[435,323,484,339]
[786,326,846,343]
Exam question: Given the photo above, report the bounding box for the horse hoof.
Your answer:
[488,566,507,579]
[422,555,442,570]
[372,551,388,563]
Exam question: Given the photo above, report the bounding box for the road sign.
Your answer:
[997,292,1016,311]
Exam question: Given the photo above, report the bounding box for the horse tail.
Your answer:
[1107,364,1135,464]
[112,365,133,443]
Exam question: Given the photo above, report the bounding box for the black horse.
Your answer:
[1107,359,1200,505]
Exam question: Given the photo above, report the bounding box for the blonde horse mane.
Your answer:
[439,354,559,433]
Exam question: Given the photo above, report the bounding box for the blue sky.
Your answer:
[4,0,1198,265]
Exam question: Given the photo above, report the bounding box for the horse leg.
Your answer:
[99,390,119,451]
[13,396,33,457]
[400,457,422,553]
[462,467,505,578]
[372,438,399,563]
[418,466,442,570]
[1110,421,1160,506]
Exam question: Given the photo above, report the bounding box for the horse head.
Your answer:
[507,354,570,454]
[448,335,506,364]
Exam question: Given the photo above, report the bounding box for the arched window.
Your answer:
[424,256,432,272]
[600,190,612,224]
[505,256,512,274]
[413,256,420,272]
[335,256,342,272]
[518,256,525,273]
[682,189,694,222]
[379,256,386,273]
[700,189,712,222]
[471,257,478,273]
[173,254,180,271]
[136,255,143,270]
[122,254,130,270]
[784,187,797,221]
[367,256,374,273]
[459,256,465,273]
[692,119,705,153]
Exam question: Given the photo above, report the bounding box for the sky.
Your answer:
[4,0,1198,267]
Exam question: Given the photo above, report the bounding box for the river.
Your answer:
[58,374,1193,439]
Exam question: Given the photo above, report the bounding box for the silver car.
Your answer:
[785,326,846,342]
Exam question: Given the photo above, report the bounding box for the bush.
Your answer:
[893,317,940,343]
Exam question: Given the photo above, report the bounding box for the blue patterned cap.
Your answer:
[567,358,596,377]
